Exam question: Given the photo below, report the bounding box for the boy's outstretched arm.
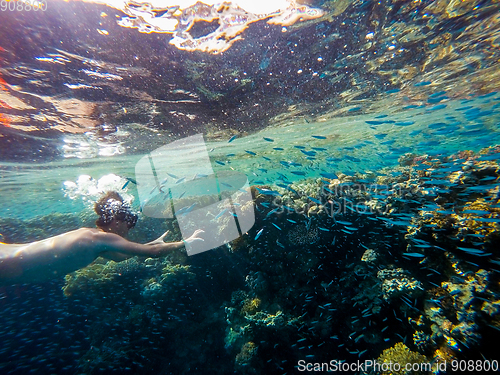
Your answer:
[96,229,204,259]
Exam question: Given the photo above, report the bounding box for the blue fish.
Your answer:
[311,135,327,139]
[474,218,500,223]
[462,209,490,215]
[423,180,452,186]
[403,253,425,258]
[255,228,264,240]
[215,208,228,219]
[478,91,497,98]
[428,122,446,129]
[308,196,322,205]
[457,247,484,255]
[386,88,400,94]
[122,177,137,189]
[176,203,197,216]
[263,137,274,142]
[256,187,281,196]
[429,91,447,98]
[301,150,317,157]
[323,187,335,194]
[266,207,280,217]
[427,96,448,104]
[477,154,500,161]
[320,172,338,179]
[345,156,361,162]
[428,104,447,111]
[245,150,256,155]
[413,244,432,248]
[336,220,352,225]
[228,135,238,143]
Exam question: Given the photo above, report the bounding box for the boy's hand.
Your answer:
[184,229,205,245]
[146,230,170,245]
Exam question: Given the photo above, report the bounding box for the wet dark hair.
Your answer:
[95,191,138,229]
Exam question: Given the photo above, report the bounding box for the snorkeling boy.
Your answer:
[0,191,204,285]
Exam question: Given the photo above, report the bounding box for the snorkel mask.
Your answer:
[100,198,138,229]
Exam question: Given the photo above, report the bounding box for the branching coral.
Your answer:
[377,268,423,301]
[235,341,257,366]
[63,258,123,297]
[377,342,428,375]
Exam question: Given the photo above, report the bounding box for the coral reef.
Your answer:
[377,268,423,301]
[376,342,428,375]
[3,146,500,374]
[361,248,379,266]
[63,257,121,297]
[235,341,257,366]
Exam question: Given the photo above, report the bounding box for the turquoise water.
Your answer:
[1,1,500,374]
[3,95,499,219]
